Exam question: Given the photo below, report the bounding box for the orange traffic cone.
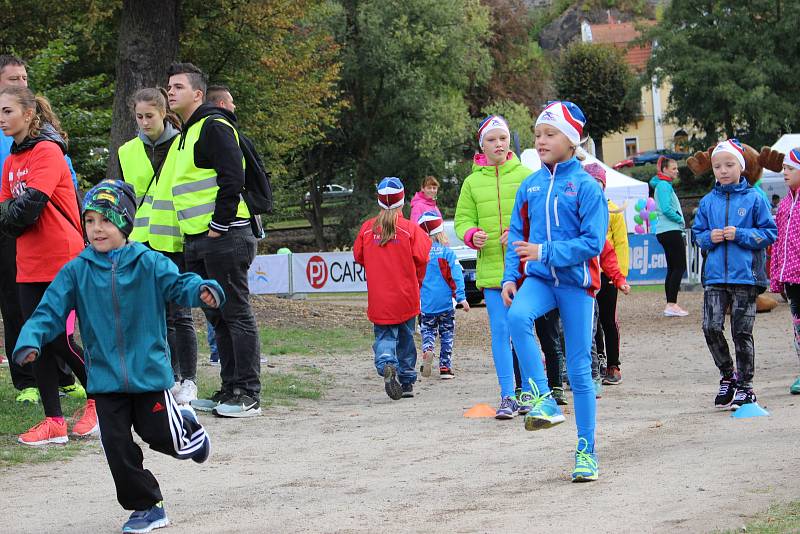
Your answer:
[463,403,496,418]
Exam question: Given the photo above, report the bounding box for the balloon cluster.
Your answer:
[633,198,659,234]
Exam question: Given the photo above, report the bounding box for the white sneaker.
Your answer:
[174,379,198,405]
[169,381,181,396]
[663,307,689,317]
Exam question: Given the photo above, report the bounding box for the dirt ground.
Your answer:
[2,290,800,534]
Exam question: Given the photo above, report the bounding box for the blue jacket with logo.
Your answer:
[13,242,225,394]
[421,241,466,314]
[502,157,608,291]
[691,177,777,288]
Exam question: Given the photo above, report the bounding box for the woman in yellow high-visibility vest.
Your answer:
[118,87,199,405]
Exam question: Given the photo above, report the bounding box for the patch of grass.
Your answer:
[717,501,800,533]
[197,325,370,357]
[195,363,329,408]
[630,284,664,293]
[0,369,92,468]
[259,326,370,356]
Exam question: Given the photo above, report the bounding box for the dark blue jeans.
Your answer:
[373,317,417,385]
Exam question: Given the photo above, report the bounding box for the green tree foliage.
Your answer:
[180,0,343,225]
[555,42,640,162]
[321,0,493,243]
[645,0,800,148]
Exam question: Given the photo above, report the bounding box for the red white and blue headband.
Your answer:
[783,148,800,170]
[477,115,510,148]
[535,101,586,146]
[711,139,746,171]
[377,177,405,210]
[417,210,443,235]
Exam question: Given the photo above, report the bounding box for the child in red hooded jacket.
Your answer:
[353,177,431,400]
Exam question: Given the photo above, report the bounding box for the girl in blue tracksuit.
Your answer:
[501,101,607,482]
[13,180,225,533]
[691,140,776,411]
[417,211,469,379]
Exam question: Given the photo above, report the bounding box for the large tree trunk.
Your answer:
[594,135,604,163]
[107,0,180,178]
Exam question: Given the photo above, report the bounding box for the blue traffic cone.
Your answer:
[731,403,769,418]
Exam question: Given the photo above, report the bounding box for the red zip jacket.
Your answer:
[599,239,627,289]
[353,214,431,325]
[0,140,83,283]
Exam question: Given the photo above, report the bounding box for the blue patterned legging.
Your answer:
[420,309,456,368]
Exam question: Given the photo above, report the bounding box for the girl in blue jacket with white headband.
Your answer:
[501,101,607,482]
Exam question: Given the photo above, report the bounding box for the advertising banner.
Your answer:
[291,252,367,293]
[626,233,689,284]
[247,254,291,294]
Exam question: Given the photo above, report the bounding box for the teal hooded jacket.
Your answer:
[13,242,225,394]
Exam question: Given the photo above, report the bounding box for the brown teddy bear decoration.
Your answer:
[687,141,783,313]
[686,143,784,185]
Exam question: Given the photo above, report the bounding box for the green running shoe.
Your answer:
[16,387,40,403]
[523,379,566,431]
[790,377,800,395]
[572,438,598,482]
[552,386,568,405]
[59,383,87,400]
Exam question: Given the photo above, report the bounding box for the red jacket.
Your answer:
[353,214,431,325]
[0,140,83,283]
[599,239,627,289]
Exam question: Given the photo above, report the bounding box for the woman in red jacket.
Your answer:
[0,86,94,445]
[353,177,431,400]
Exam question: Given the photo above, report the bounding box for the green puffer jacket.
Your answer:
[455,152,532,289]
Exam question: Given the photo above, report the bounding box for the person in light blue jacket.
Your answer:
[501,101,607,483]
[417,211,469,379]
[13,180,224,534]
[692,140,776,412]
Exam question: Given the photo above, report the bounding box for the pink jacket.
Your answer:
[770,188,800,292]
[409,191,440,226]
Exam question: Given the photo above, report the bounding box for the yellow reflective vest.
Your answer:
[118,136,184,252]
[170,116,249,235]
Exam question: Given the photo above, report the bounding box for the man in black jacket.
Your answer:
[166,63,261,418]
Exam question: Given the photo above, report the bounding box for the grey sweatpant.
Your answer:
[702,284,758,387]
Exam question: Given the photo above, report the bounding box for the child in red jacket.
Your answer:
[353,177,431,400]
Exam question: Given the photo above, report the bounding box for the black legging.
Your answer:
[595,273,621,368]
[18,282,87,418]
[656,230,687,304]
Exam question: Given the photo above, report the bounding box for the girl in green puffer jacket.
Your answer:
[455,115,533,418]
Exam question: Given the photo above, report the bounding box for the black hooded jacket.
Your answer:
[177,103,248,233]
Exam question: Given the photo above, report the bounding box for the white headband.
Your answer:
[712,140,746,171]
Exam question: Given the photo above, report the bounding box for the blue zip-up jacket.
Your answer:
[502,157,608,292]
[421,241,466,314]
[12,242,225,394]
[691,177,777,288]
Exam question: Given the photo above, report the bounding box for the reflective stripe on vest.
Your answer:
[148,138,184,252]
[119,138,154,244]
[171,116,249,235]
[119,135,184,252]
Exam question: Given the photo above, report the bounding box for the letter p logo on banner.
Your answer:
[306,255,329,289]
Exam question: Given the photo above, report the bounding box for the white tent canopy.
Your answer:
[759,134,799,201]
[520,148,649,232]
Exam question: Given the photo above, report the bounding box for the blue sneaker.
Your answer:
[179,406,210,464]
[517,392,534,415]
[571,438,599,482]
[495,396,519,419]
[523,379,566,431]
[122,501,169,533]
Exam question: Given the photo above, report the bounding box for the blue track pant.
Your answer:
[485,288,530,399]
[507,276,596,451]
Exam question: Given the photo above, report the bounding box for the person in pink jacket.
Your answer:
[409,176,441,225]
[770,148,800,394]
